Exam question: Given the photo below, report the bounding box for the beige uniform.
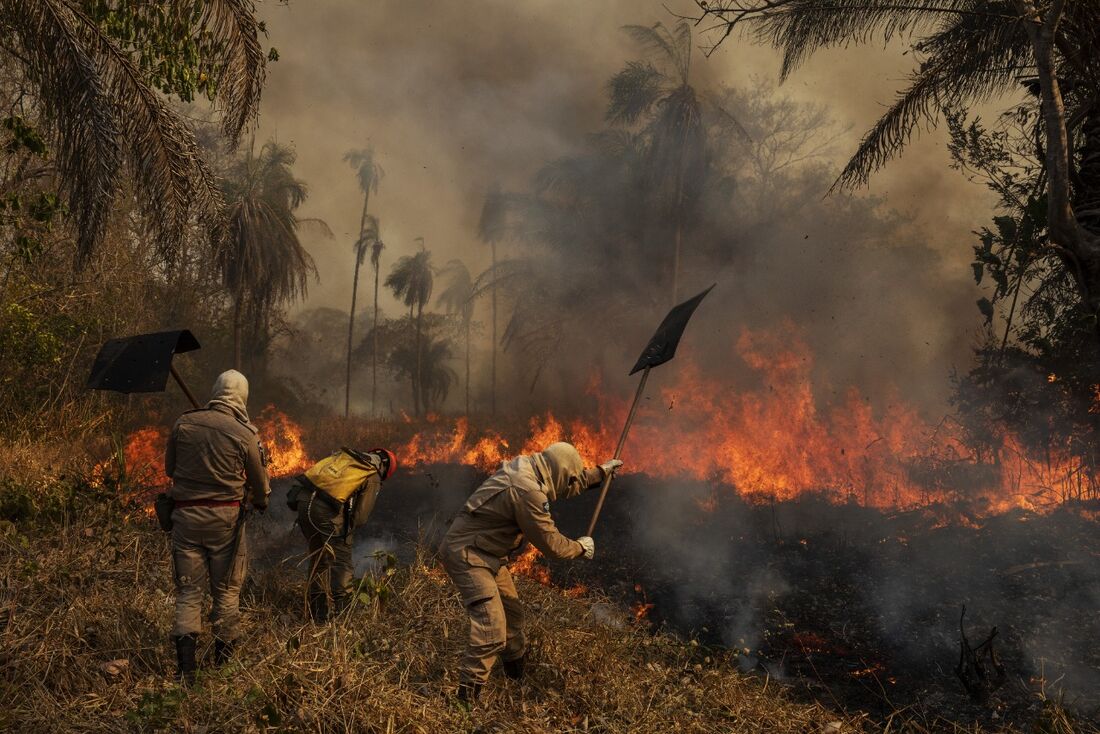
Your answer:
[165,395,269,640]
[439,446,603,685]
[296,463,382,619]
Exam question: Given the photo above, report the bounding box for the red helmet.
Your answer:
[370,448,397,480]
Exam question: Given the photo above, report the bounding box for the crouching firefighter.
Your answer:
[288,447,397,623]
[438,442,622,702]
[162,370,270,683]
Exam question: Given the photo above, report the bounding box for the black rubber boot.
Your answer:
[213,637,234,667]
[456,681,482,707]
[308,593,329,624]
[174,633,197,685]
[332,593,351,617]
[502,654,526,680]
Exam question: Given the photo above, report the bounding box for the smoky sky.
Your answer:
[254,0,1008,414]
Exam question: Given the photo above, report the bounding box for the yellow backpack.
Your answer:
[304,448,378,503]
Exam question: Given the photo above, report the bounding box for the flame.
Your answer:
[631,583,654,622]
[395,322,1100,515]
[101,324,1099,521]
[255,406,312,476]
[509,545,551,586]
[97,407,312,507]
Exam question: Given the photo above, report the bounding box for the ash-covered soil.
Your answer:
[255,466,1100,730]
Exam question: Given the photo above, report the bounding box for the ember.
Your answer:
[631,583,654,623]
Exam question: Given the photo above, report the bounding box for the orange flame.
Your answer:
[394,322,1100,515]
[98,407,312,507]
[509,545,551,586]
[255,406,312,477]
[632,583,654,622]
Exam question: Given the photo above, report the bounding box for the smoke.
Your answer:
[252,0,1001,419]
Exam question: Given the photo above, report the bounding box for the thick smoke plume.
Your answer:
[255,0,993,419]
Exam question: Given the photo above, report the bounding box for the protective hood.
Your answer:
[536,442,586,501]
[207,369,252,426]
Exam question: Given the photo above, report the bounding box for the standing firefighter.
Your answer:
[439,441,622,702]
[164,369,269,683]
[289,447,397,622]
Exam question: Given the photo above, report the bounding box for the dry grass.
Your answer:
[0,472,1094,733]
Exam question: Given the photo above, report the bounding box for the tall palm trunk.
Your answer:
[464,312,471,416]
[372,259,380,417]
[346,256,362,417]
[346,191,371,417]
[490,240,497,416]
[415,301,424,416]
[232,294,243,371]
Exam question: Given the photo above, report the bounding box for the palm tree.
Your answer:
[436,259,475,415]
[345,215,382,416]
[218,141,320,370]
[343,147,385,416]
[477,186,511,415]
[388,333,457,414]
[369,227,385,417]
[694,1,1100,336]
[384,240,433,416]
[607,21,710,304]
[1,1,266,266]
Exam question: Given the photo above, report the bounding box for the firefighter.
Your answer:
[164,369,270,683]
[438,441,622,702]
[288,447,397,623]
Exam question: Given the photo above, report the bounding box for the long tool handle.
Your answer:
[585,366,650,537]
[170,363,201,409]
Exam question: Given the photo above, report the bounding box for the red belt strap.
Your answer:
[174,499,241,509]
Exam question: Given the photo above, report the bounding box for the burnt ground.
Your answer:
[255,466,1100,730]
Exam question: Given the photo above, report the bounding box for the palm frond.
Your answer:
[833,8,1029,190]
[606,61,665,125]
[4,0,121,266]
[218,140,317,309]
[197,0,267,145]
[747,0,1007,80]
[385,249,434,310]
[436,259,475,318]
[344,146,385,194]
[2,0,266,266]
[478,185,525,243]
[622,23,678,66]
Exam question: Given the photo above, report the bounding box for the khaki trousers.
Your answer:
[171,505,246,639]
[442,548,525,684]
[298,492,354,611]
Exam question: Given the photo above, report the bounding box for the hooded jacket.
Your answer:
[165,370,270,507]
[440,443,604,570]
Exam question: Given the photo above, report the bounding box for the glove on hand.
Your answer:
[577,536,595,560]
[599,459,624,476]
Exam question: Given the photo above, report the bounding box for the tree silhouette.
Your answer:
[477,186,513,415]
[384,240,433,415]
[346,214,382,416]
[436,259,475,415]
[607,21,710,304]
[218,141,321,370]
[343,147,385,416]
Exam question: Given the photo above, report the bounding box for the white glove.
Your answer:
[599,459,623,476]
[577,536,595,560]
